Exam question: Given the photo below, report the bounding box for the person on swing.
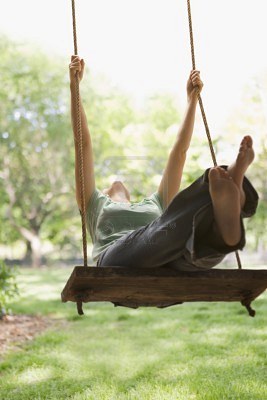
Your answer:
[69,56,258,271]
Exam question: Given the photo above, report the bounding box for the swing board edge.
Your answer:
[61,266,267,305]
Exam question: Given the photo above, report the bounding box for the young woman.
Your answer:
[69,56,258,271]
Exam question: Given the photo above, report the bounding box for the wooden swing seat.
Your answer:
[61,266,267,317]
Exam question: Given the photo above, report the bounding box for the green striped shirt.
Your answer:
[87,189,164,262]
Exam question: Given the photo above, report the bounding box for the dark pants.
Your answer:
[97,168,259,271]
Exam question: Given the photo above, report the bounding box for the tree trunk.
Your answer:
[21,229,42,268]
[24,240,32,265]
[30,234,42,268]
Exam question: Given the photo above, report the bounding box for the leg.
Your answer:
[227,135,255,208]
[209,136,255,247]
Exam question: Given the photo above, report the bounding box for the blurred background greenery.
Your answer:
[0,34,266,268]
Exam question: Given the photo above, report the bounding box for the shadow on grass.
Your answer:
[1,303,266,400]
[1,347,266,400]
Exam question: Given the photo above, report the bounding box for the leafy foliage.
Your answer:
[0,261,18,318]
[0,38,78,266]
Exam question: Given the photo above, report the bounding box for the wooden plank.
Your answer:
[61,267,267,308]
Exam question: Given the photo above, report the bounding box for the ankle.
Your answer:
[221,221,242,247]
[224,236,241,247]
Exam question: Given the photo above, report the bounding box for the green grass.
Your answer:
[0,267,266,400]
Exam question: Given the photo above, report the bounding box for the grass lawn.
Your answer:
[0,266,266,400]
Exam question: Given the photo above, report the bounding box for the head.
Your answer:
[102,181,131,203]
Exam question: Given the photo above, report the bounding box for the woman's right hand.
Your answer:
[187,70,203,101]
[69,55,85,84]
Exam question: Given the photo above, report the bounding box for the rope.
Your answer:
[186,0,242,270]
[186,0,217,167]
[71,0,88,267]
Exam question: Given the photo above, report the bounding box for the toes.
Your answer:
[217,167,228,179]
[209,167,229,181]
[240,138,247,150]
[209,167,234,183]
[221,168,232,180]
[241,135,253,148]
[209,167,220,181]
[221,168,228,177]
[245,135,253,147]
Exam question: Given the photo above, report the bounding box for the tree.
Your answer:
[0,37,75,267]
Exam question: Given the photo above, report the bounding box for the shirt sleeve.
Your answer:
[149,192,164,213]
[86,189,108,243]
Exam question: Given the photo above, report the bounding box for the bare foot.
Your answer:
[227,135,255,207]
[209,167,241,246]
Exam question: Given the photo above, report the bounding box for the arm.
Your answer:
[158,70,203,209]
[69,56,95,210]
